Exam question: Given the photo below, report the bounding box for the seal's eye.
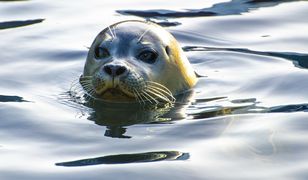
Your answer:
[94,47,110,59]
[138,50,157,64]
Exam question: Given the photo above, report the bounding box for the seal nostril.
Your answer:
[103,66,113,76]
[103,65,127,77]
[116,66,127,76]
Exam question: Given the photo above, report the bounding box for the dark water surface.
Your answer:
[1,0,308,179]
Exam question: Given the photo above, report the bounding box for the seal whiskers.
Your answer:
[133,89,145,105]
[78,76,100,100]
[112,26,117,39]
[146,88,172,103]
[137,27,151,42]
[108,26,115,39]
[133,81,175,105]
[143,91,159,105]
[133,89,144,105]
[147,85,175,101]
[145,81,175,102]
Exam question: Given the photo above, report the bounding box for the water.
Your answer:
[1,0,308,179]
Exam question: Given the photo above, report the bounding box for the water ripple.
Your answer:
[56,151,188,166]
[0,95,29,102]
[183,46,308,69]
[0,19,44,30]
[117,0,298,19]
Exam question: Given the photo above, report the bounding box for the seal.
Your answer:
[80,20,197,104]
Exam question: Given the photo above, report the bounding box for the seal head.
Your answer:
[80,20,197,103]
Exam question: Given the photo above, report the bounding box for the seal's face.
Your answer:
[81,21,197,103]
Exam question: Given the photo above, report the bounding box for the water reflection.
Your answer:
[189,97,308,119]
[0,19,44,30]
[58,85,195,138]
[150,20,181,27]
[87,100,173,139]
[187,97,262,119]
[63,85,308,139]
[56,151,189,167]
[0,95,28,102]
[117,0,298,19]
[270,104,308,112]
[0,0,28,1]
[183,46,308,70]
[84,92,194,138]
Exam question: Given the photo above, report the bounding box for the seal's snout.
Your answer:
[103,64,128,77]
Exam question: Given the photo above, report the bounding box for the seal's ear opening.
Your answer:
[165,46,171,56]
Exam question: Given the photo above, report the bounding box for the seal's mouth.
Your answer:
[98,87,136,101]
[104,88,122,95]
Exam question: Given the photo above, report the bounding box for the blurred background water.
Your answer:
[1,0,308,179]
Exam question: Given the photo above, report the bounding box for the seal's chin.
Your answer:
[97,88,136,102]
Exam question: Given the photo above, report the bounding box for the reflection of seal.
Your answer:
[80,20,197,103]
[83,89,194,138]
